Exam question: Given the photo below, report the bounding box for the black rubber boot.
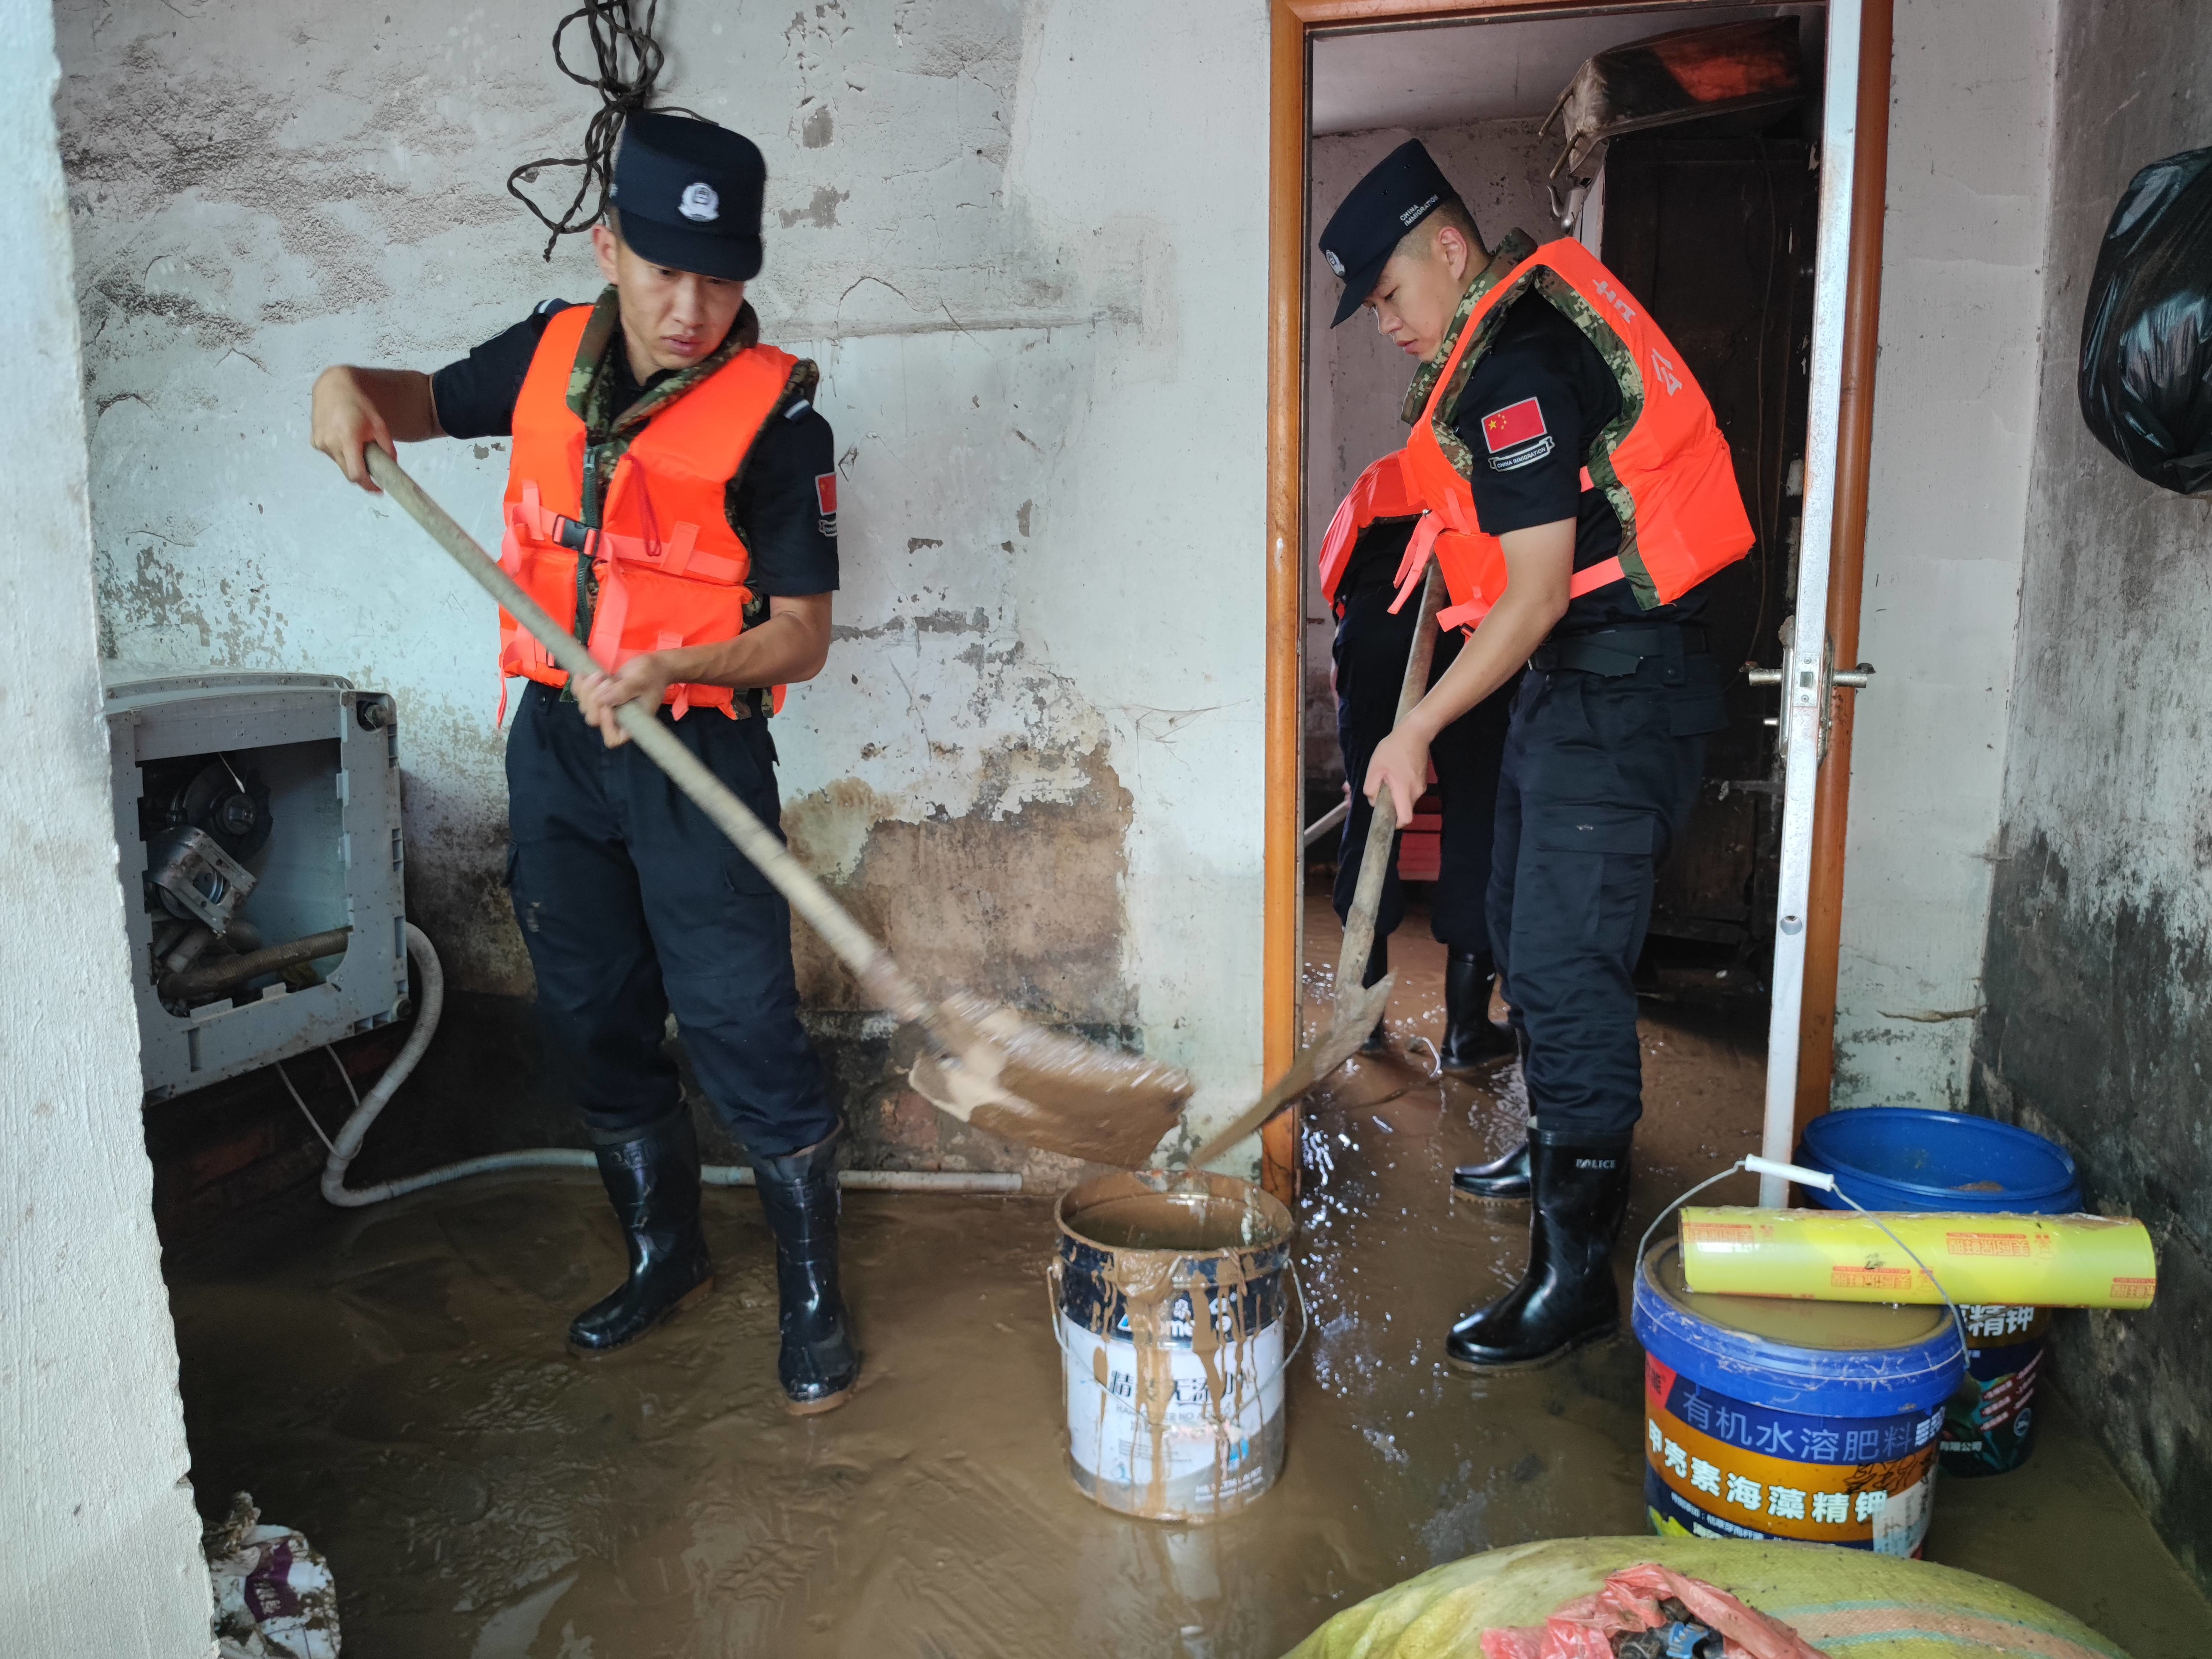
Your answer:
[751,1131,861,1414]
[1451,1138,1531,1203]
[1359,936,1391,1054]
[568,1109,714,1353]
[1438,950,1516,1074]
[1445,1136,1633,1372]
[1451,1027,1531,1201]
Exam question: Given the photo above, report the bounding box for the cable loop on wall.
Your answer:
[505,0,698,261]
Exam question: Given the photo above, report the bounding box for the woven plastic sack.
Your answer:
[1478,1562,1827,1659]
[2079,146,2212,495]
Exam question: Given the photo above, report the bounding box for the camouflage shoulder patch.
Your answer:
[1527,268,1660,609]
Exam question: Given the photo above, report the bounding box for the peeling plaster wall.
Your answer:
[1973,0,2212,1592]
[56,0,1270,1160]
[0,0,210,1646]
[1828,0,2058,1108]
[1303,121,1555,796]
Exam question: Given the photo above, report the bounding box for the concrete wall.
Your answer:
[1303,121,1555,795]
[0,0,212,1648]
[54,0,1272,1168]
[1827,0,2059,1109]
[1973,0,2212,1593]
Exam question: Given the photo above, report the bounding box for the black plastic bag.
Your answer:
[2079,146,2212,495]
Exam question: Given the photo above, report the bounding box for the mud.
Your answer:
[157,895,2211,1657]
[1066,1192,1266,1253]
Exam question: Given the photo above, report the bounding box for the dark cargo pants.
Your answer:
[504,681,837,1156]
[1332,584,1520,959]
[1488,654,1714,1143]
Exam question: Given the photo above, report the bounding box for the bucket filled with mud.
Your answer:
[1051,1170,1300,1523]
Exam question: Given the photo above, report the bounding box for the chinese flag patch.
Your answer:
[814,472,838,515]
[1481,397,1548,453]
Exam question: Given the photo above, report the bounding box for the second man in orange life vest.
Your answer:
[308,114,857,1414]
[1320,141,1752,1371]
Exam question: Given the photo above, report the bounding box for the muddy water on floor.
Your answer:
[161,901,2205,1657]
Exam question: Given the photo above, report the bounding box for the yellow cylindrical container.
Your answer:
[1678,1208,2156,1309]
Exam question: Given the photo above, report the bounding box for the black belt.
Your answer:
[537,677,770,719]
[1528,625,1707,679]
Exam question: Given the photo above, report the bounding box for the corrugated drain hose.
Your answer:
[294,924,1018,1203]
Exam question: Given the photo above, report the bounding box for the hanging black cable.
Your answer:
[506,0,697,261]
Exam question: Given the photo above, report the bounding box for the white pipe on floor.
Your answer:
[311,925,1024,1205]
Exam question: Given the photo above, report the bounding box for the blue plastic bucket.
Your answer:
[1797,1106,2080,1214]
[1796,1107,2080,1478]
[1635,1239,1966,1556]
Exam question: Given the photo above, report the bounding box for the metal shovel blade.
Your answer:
[908,992,1193,1169]
[1181,972,1396,1172]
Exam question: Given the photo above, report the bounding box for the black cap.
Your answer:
[610,112,766,281]
[1318,139,1464,327]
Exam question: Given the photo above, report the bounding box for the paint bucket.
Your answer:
[1798,1107,2082,1477]
[1051,1169,1302,1523]
[1634,1239,1966,1555]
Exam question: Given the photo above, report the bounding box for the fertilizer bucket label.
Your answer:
[1643,1355,1941,1555]
[1943,1303,2052,1477]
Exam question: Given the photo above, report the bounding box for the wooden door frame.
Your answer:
[1262,0,1892,1201]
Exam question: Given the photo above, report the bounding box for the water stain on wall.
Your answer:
[1975,825,2212,1590]
[784,740,1134,1027]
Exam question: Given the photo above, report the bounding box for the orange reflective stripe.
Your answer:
[592,521,744,584]
[659,522,698,577]
[1570,556,1624,596]
[1432,555,1627,634]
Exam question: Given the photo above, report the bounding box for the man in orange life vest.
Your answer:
[1317,452,1519,1075]
[1320,142,1752,1370]
[308,114,858,1413]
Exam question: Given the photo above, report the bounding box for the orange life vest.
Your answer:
[500,304,798,720]
[1317,451,1424,614]
[1398,237,1752,631]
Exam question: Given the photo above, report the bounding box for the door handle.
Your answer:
[1746,624,1874,748]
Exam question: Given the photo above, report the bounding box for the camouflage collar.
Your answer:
[567,286,764,437]
[1399,228,1539,425]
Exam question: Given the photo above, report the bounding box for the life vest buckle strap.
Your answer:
[1386,515,1444,616]
[659,522,699,577]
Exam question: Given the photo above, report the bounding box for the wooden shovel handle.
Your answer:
[363,445,932,1025]
[1334,561,1447,999]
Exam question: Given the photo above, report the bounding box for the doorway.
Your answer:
[1263,0,1877,1197]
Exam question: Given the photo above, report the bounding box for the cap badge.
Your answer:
[678,182,721,223]
[1324,247,1345,277]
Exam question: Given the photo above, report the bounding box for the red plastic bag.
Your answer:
[1480,1562,1829,1659]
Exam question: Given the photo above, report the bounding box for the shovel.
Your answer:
[1184,561,1448,1171]
[363,445,1191,1169]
